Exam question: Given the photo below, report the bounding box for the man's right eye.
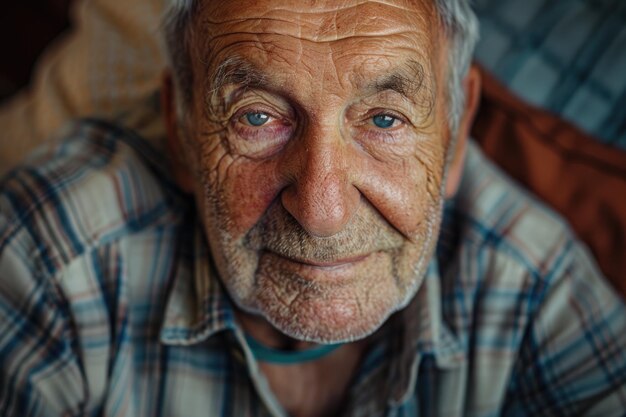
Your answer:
[229,108,294,157]
[241,112,271,127]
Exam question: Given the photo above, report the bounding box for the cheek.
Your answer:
[359,140,446,238]
[225,163,283,236]
[196,141,283,238]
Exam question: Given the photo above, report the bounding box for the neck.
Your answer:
[236,309,322,351]
[235,310,371,417]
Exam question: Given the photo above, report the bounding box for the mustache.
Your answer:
[243,201,405,262]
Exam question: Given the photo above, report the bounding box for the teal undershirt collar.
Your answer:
[245,333,343,365]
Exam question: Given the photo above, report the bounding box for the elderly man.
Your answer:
[1,0,625,416]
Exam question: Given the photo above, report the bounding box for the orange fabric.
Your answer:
[472,66,626,295]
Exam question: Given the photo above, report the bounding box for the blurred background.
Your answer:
[0,0,71,102]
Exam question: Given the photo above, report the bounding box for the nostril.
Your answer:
[281,175,359,238]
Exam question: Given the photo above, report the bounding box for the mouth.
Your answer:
[265,250,373,270]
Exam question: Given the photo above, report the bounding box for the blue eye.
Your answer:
[372,114,396,129]
[245,112,270,126]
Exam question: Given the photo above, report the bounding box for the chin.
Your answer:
[233,255,427,344]
[254,292,402,344]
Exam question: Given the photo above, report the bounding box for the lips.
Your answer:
[259,250,384,288]
[267,250,372,269]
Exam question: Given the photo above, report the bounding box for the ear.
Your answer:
[162,70,194,193]
[444,64,481,198]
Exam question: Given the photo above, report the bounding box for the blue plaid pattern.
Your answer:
[474,0,626,150]
[1,120,625,416]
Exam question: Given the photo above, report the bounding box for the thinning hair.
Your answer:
[162,0,479,137]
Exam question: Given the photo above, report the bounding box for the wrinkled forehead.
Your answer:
[186,0,445,98]
[197,0,437,39]
[190,0,442,71]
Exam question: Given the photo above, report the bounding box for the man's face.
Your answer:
[174,0,453,343]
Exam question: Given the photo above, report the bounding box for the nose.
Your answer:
[280,127,360,237]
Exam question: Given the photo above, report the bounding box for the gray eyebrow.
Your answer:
[207,56,268,102]
[364,59,429,99]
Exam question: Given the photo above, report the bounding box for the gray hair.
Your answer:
[163,0,478,136]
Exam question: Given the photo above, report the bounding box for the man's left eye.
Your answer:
[242,112,271,127]
[371,114,399,129]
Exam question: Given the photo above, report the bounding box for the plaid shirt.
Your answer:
[1,119,625,417]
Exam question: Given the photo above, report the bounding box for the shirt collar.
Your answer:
[386,249,466,406]
[159,224,237,345]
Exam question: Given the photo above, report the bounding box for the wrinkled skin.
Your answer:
[165,0,474,346]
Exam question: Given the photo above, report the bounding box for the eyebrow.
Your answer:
[207,56,430,103]
[360,59,430,100]
[207,56,268,101]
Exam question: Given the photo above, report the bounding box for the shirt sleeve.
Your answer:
[504,241,626,416]
[0,197,88,416]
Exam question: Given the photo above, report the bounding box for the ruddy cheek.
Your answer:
[220,162,283,237]
[356,161,431,239]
